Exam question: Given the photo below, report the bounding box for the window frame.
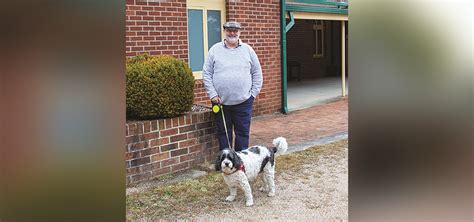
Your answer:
[313,20,324,59]
[187,0,226,79]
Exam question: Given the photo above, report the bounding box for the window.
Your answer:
[313,20,324,58]
[188,10,204,72]
[187,0,226,79]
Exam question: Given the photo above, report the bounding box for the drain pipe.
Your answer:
[280,0,289,114]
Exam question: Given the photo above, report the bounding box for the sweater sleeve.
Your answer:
[202,50,218,99]
[249,47,263,98]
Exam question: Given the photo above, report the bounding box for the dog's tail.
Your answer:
[272,137,288,154]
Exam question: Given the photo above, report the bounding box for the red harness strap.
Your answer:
[224,164,246,175]
[239,164,246,173]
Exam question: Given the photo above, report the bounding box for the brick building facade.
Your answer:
[124,0,348,184]
[125,0,282,184]
[125,0,282,116]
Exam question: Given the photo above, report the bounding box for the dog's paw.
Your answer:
[245,200,254,207]
[267,192,275,197]
[225,195,235,202]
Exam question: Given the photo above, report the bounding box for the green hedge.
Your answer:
[126,54,194,120]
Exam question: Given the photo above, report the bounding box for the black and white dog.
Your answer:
[215,137,288,207]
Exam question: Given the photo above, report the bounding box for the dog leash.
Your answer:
[212,103,232,149]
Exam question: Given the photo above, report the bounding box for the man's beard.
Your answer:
[225,35,239,44]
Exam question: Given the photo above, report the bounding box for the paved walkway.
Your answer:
[288,77,348,111]
[250,98,348,149]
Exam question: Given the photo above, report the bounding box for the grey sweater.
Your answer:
[202,40,263,105]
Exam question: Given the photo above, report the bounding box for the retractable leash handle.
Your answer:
[212,103,221,113]
[212,102,232,149]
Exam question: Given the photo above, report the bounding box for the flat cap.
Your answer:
[223,21,241,29]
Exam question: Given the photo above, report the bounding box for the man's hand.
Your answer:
[211,96,222,104]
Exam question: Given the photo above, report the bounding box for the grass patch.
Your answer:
[127,172,227,220]
[126,139,347,221]
[276,139,346,172]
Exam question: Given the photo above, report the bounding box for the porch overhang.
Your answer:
[289,11,348,21]
[286,0,348,14]
[286,0,348,21]
[280,0,348,114]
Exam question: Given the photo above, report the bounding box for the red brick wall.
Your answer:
[226,0,282,116]
[194,80,211,106]
[125,111,219,184]
[126,0,283,115]
[125,0,188,61]
[126,0,212,105]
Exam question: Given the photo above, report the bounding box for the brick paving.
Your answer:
[249,98,348,147]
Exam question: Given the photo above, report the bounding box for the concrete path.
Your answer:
[250,98,348,152]
[288,77,349,111]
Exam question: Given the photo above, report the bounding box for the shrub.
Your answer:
[126,54,194,119]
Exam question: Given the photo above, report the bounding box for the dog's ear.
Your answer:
[214,152,222,171]
[231,150,242,169]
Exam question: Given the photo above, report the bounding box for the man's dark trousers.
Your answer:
[214,96,254,151]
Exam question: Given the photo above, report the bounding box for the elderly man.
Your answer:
[202,21,263,151]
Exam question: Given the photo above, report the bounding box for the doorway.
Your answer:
[286,19,348,111]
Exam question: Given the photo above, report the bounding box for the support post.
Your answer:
[280,0,289,113]
[341,21,346,97]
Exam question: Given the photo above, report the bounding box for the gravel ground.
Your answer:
[127,139,348,221]
[182,140,347,221]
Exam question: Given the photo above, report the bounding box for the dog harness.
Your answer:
[224,164,246,175]
[238,164,246,173]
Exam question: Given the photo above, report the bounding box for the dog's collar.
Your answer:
[239,164,246,173]
[224,164,246,175]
